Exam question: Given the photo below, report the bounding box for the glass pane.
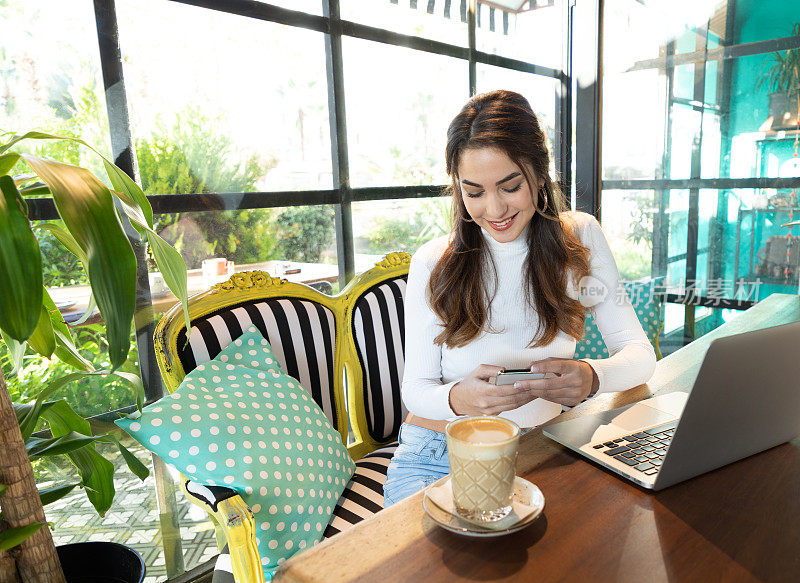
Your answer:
[117,0,332,193]
[341,0,467,47]
[475,1,562,70]
[673,63,696,101]
[475,65,557,175]
[151,206,339,307]
[352,197,452,273]
[0,0,112,172]
[604,3,800,182]
[0,325,141,417]
[723,52,799,179]
[665,189,689,275]
[598,190,655,282]
[728,193,800,299]
[343,38,467,187]
[734,2,800,44]
[604,0,728,71]
[700,112,721,179]
[601,69,667,180]
[694,306,745,339]
[603,187,799,306]
[669,105,701,179]
[663,301,685,348]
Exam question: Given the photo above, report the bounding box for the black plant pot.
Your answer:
[57,542,145,583]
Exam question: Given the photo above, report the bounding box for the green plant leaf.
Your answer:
[25,431,102,460]
[40,289,95,371]
[112,195,190,334]
[118,441,149,480]
[110,370,144,412]
[12,403,32,425]
[19,183,50,196]
[39,483,80,507]
[6,131,189,341]
[18,372,89,440]
[147,231,191,334]
[0,175,43,342]
[2,131,154,227]
[104,160,153,230]
[0,153,20,176]
[40,400,115,516]
[0,483,6,497]
[38,398,91,435]
[72,293,97,326]
[34,222,89,266]
[1,329,27,373]
[27,304,56,358]
[99,435,149,481]
[0,523,44,551]
[21,155,137,370]
[52,328,94,372]
[0,130,61,155]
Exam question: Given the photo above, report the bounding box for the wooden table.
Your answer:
[276,293,800,583]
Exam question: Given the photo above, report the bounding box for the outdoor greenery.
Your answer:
[141,110,337,269]
[364,197,450,254]
[1,325,139,418]
[136,111,281,269]
[36,219,88,287]
[275,205,336,262]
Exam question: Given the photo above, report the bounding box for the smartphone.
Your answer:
[494,369,556,385]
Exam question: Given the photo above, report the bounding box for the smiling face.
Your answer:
[458,147,540,244]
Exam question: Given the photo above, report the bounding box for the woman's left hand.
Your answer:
[514,357,599,407]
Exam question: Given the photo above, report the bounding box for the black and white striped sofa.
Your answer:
[154,253,410,583]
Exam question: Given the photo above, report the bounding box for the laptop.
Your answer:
[543,321,800,490]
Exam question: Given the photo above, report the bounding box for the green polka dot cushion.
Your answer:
[115,326,356,581]
[574,281,664,360]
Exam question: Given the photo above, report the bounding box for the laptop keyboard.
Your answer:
[590,421,677,476]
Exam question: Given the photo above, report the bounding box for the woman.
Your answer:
[382,90,656,507]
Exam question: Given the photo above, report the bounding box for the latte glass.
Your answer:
[446,416,520,522]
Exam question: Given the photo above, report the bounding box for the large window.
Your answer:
[1,0,567,579]
[601,0,800,354]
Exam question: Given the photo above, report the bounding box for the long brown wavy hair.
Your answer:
[428,90,591,349]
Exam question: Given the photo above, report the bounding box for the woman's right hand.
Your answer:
[448,364,537,416]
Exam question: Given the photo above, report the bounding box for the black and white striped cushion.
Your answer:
[176,297,339,430]
[352,277,408,443]
[211,544,234,583]
[323,443,397,538]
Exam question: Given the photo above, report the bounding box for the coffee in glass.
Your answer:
[446,416,520,521]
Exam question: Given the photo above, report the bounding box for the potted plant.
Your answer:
[0,131,191,582]
[757,23,800,131]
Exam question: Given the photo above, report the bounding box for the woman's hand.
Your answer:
[448,364,538,416]
[514,358,599,407]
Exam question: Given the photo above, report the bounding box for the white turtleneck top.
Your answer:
[401,210,657,428]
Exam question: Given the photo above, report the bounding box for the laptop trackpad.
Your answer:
[589,393,688,443]
[613,392,688,430]
[609,402,676,432]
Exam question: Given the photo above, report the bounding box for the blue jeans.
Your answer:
[383,423,450,508]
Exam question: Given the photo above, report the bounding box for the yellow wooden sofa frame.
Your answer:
[153,252,411,583]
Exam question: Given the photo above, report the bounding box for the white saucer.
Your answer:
[422,476,545,538]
